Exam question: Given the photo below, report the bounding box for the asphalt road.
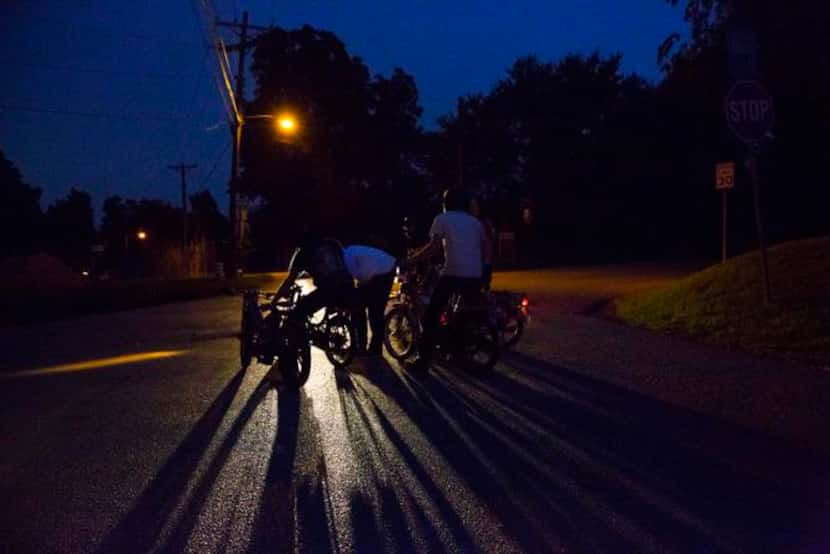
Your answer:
[1,267,829,553]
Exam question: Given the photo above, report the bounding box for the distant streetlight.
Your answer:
[137,230,148,241]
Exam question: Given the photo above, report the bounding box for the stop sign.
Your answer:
[725,81,774,143]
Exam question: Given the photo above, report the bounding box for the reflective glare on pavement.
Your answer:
[1,289,828,553]
[91,348,830,552]
[0,350,189,380]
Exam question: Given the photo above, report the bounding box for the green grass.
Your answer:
[0,273,283,326]
[616,236,830,362]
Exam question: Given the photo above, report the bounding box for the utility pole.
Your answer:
[168,163,198,257]
[216,11,271,277]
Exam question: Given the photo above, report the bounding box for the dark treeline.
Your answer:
[239,0,829,268]
[0,149,228,277]
[2,0,827,273]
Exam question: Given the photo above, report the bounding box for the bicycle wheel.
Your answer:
[324,312,356,369]
[461,318,500,371]
[383,305,418,361]
[279,323,312,388]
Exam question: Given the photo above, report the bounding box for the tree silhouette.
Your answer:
[0,149,42,260]
[429,52,671,261]
[241,25,424,262]
[659,0,830,250]
[43,188,95,271]
[189,189,229,242]
[100,196,184,275]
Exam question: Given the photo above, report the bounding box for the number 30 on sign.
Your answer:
[716,162,735,190]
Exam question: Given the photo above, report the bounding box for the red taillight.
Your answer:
[439,313,449,326]
[520,296,529,308]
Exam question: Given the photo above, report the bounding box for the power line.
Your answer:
[13,0,127,18]
[201,140,232,185]
[0,103,189,122]
[174,48,216,175]
[0,10,204,48]
[0,60,202,81]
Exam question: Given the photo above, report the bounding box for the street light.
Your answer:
[137,230,148,241]
[246,112,301,139]
[229,110,301,276]
[276,113,297,135]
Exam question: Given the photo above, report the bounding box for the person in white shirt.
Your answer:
[406,188,491,370]
[343,244,397,356]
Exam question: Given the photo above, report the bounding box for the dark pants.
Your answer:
[419,276,481,363]
[354,271,395,353]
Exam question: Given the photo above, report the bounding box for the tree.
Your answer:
[100,195,184,275]
[189,189,229,242]
[43,188,95,270]
[241,25,424,264]
[659,0,830,250]
[100,195,128,272]
[0,149,42,259]
[429,52,669,261]
[243,25,371,232]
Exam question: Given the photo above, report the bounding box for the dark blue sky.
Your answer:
[0,1,684,216]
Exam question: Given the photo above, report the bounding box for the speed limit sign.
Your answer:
[716,162,735,190]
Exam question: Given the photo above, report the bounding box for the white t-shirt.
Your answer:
[343,245,396,284]
[429,210,484,278]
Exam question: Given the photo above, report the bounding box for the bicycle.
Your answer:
[240,285,311,388]
[384,266,500,371]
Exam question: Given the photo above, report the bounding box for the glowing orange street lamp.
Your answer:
[228,111,300,274]
[137,230,148,241]
[275,113,298,136]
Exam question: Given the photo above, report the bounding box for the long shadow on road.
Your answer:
[97,368,248,554]
[96,352,830,553]
[245,387,331,554]
[348,353,830,553]
[336,370,472,552]
[99,370,315,553]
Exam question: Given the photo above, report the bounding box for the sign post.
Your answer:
[746,147,771,304]
[715,162,735,263]
[725,80,774,303]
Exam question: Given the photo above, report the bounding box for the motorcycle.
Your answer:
[384,266,500,371]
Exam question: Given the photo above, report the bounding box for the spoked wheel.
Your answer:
[460,319,500,372]
[501,314,525,349]
[279,323,312,388]
[383,305,419,361]
[324,312,356,369]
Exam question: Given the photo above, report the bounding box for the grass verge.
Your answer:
[616,236,830,364]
